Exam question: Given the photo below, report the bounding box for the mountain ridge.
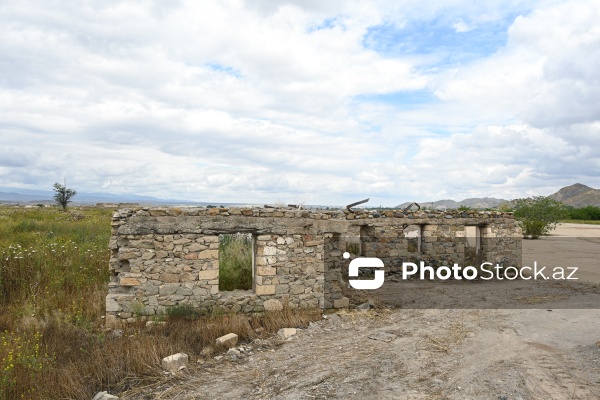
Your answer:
[3,183,600,209]
[396,197,507,210]
[547,183,600,208]
[395,183,600,210]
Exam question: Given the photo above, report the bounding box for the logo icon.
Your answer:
[344,252,385,290]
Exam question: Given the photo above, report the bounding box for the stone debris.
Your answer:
[333,297,350,309]
[92,392,119,400]
[145,320,166,328]
[356,299,376,310]
[277,328,297,339]
[323,313,342,325]
[308,321,320,331]
[226,348,241,361]
[216,333,239,348]
[161,352,189,372]
[108,329,123,338]
[368,331,397,343]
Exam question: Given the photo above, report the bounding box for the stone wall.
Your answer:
[106,207,521,326]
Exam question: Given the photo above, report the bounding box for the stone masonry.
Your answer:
[106,207,521,326]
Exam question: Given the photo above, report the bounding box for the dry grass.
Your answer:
[0,206,322,399]
[418,320,469,353]
[13,308,319,399]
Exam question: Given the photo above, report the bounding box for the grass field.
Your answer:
[219,233,253,291]
[0,206,319,399]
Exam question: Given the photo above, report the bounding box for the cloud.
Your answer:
[0,0,598,206]
[435,0,600,128]
[452,20,472,33]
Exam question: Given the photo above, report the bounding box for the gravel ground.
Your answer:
[124,223,600,400]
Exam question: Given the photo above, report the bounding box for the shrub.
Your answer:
[166,304,201,319]
[513,196,568,239]
[567,205,600,220]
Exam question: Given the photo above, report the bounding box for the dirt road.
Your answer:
[126,223,600,400]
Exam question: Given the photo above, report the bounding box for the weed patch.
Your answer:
[0,206,321,398]
[219,233,253,291]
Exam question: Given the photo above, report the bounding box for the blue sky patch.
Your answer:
[363,16,519,66]
[205,63,241,77]
[307,17,344,33]
[355,89,438,107]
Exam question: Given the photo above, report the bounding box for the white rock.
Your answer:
[92,392,119,400]
[226,348,241,361]
[216,333,238,348]
[277,328,297,339]
[161,352,189,372]
[146,320,166,328]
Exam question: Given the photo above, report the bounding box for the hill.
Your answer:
[548,183,600,208]
[397,197,507,210]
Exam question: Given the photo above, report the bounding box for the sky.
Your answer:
[1,0,599,206]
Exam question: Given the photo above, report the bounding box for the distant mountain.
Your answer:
[0,186,266,207]
[0,187,192,205]
[548,183,600,208]
[397,197,507,210]
[393,183,600,210]
[0,191,50,203]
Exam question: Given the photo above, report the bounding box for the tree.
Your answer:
[512,196,568,239]
[53,181,77,210]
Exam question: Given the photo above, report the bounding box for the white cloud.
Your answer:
[0,0,598,206]
[452,20,472,33]
[435,0,600,128]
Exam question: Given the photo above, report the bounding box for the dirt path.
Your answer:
[125,224,600,400]
[523,222,600,284]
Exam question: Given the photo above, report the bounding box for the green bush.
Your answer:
[166,304,201,319]
[513,196,568,239]
[567,205,600,220]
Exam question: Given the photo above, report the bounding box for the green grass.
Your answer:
[0,206,112,398]
[0,206,319,399]
[0,207,110,318]
[219,233,253,291]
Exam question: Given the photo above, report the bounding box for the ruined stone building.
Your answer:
[106,207,521,325]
